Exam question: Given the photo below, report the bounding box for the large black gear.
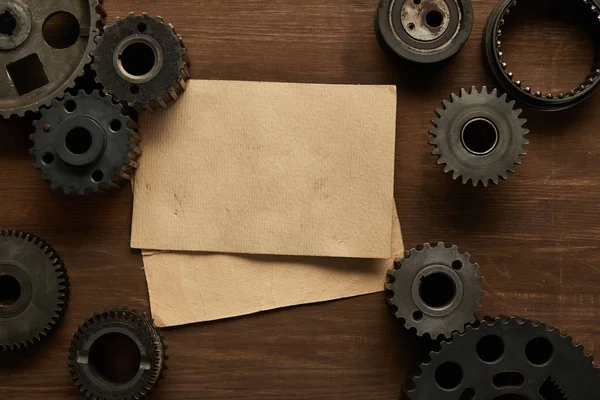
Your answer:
[0,0,105,118]
[407,317,600,399]
[375,0,473,64]
[483,0,600,111]
[68,307,167,400]
[0,230,68,352]
[386,243,484,339]
[30,90,140,195]
[429,86,529,187]
[92,13,189,111]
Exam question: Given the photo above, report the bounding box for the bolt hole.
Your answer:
[408,23,415,30]
[64,100,77,113]
[88,332,141,384]
[419,272,456,308]
[110,119,122,132]
[526,336,554,366]
[120,42,156,77]
[461,118,499,155]
[476,335,505,363]
[42,11,80,49]
[435,361,462,390]
[65,127,92,155]
[452,260,463,270]
[42,152,54,165]
[91,170,104,183]
[0,11,17,35]
[426,10,444,28]
[412,310,423,321]
[493,371,525,388]
[138,23,147,33]
[413,0,421,4]
[0,275,21,306]
[130,84,140,94]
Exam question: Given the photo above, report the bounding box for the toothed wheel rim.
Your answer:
[483,0,600,111]
[0,0,105,118]
[386,243,484,339]
[68,307,166,400]
[407,318,600,399]
[429,87,529,187]
[30,90,141,195]
[92,13,189,111]
[0,230,68,352]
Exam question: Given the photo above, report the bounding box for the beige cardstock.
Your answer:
[132,80,397,258]
[143,206,403,327]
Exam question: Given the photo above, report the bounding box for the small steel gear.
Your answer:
[0,0,105,118]
[92,13,189,111]
[375,0,473,64]
[0,230,68,352]
[68,307,167,400]
[429,86,529,187]
[30,90,141,195]
[483,0,600,111]
[407,317,600,399]
[386,243,484,339]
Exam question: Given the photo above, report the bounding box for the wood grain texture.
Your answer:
[1,0,600,398]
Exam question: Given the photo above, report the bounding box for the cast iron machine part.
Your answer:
[0,0,105,118]
[68,307,167,400]
[0,230,68,352]
[430,86,529,187]
[375,0,473,64]
[386,242,484,340]
[406,317,600,399]
[483,0,600,111]
[30,90,141,195]
[93,12,189,112]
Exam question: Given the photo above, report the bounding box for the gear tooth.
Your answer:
[500,92,508,102]
[481,86,488,94]
[491,88,498,96]
[461,88,469,96]
[451,93,459,102]
[441,99,450,109]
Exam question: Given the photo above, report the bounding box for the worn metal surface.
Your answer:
[400,0,450,42]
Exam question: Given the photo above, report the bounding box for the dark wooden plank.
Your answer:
[1,0,600,398]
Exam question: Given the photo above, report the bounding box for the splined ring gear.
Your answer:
[483,0,600,111]
[429,86,529,187]
[30,90,141,195]
[0,230,68,352]
[0,0,105,118]
[93,13,189,111]
[386,243,484,339]
[375,0,473,64]
[407,317,600,399]
[68,307,167,400]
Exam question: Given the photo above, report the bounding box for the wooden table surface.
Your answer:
[1,0,600,398]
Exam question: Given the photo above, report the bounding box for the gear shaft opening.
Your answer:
[120,42,156,77]
[65,127,92,155]
[0,11,16,35]
[419,272,456,308]
[0,274,20,306]
[88,332,142,384]
[461,118,499,155]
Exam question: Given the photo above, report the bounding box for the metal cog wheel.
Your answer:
[407,317,600,399]
[30,90,141,195]
[92,12,189,111]
[0,230,68,352]
[68,307,167,400]
[0,0,105,118]
[429,86,529,187]
[386,243,484,339]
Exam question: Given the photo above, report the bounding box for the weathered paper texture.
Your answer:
[143,206,403,327]
[132,80,397,258]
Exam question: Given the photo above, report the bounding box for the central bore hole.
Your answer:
[0,275,21,306]
[89,332,141,384]
[461,118,499,155]
[419,272,456,308]
[0,11,17,35]
[426,10,443,28]
[120,42,156,77]
[65,127,92,155]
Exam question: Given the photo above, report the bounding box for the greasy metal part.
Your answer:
[92,13,189,111]
[483,0,600,111]
[0,0,105,118]
[407,317,600,399]
[375,0,472,63]
[429,86,529,187]
[0,230,68,352]
[30,90,141,195]
[386,242,484,339]
[68,307,166,400]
